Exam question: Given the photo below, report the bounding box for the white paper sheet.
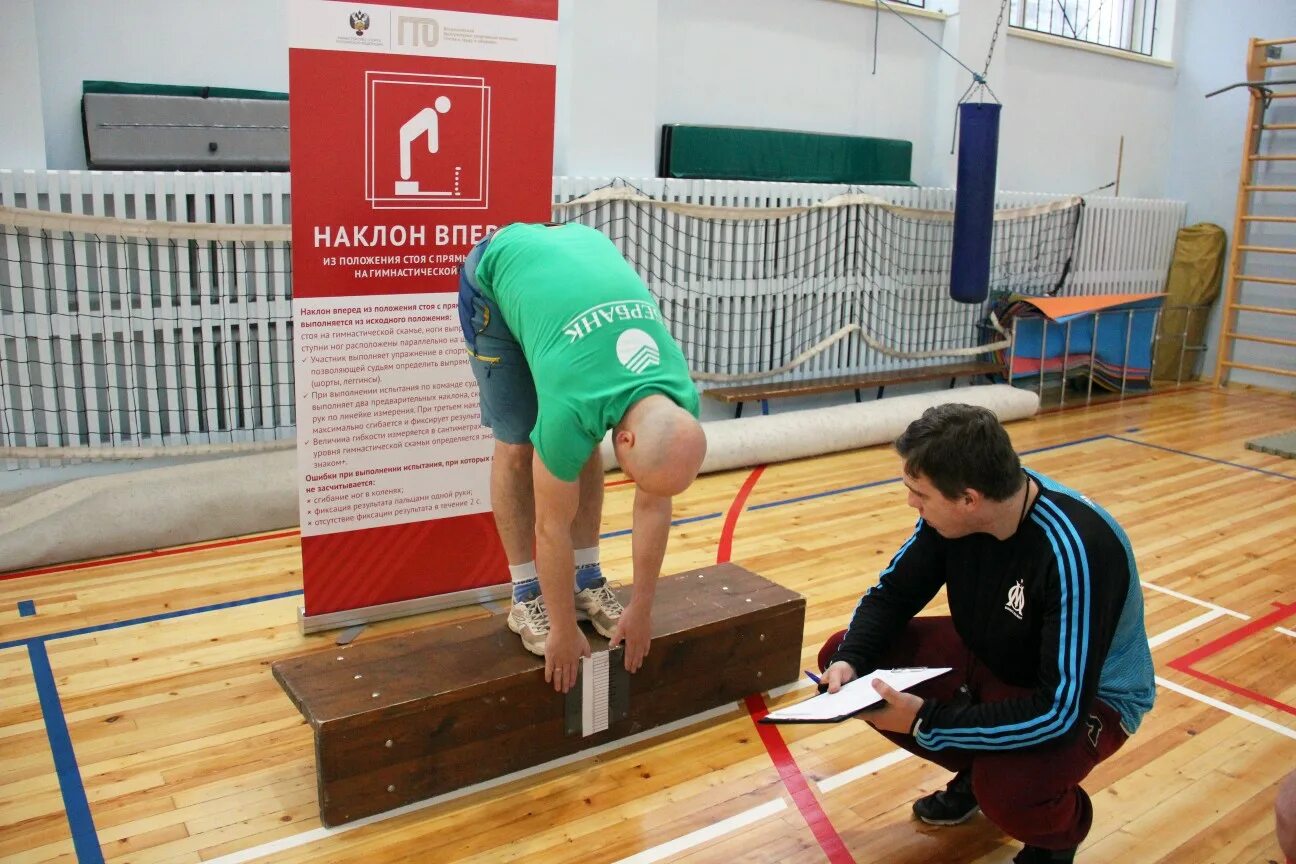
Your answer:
[762,667,953,723]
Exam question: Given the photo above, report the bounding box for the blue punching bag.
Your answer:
[950,101,1001,304]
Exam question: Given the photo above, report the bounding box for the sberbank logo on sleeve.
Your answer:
[616,329,660,373]
[563,300,663,343]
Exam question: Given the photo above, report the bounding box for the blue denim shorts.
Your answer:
[457,235,537,446]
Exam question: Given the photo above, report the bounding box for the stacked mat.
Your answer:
[988,293,1166,391]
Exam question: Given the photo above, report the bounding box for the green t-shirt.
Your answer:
[474,223,700,482]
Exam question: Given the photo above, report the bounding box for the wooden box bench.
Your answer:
[272,563,805,826]
[703,359,1001,417]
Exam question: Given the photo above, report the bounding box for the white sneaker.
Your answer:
[507,595,549,656]
[573,580,623,639]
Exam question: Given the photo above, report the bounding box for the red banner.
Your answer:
[288,0,556,617]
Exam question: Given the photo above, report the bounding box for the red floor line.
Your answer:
[718,465,855,864]
[1166,602,1296,717]
[0,530,302,582]
[1174,667,1296,718]
[1167,602,1296,668]
[716,466,765,566]
[745,694,857,864]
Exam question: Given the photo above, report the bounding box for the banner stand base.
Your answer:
[298,583,511,635]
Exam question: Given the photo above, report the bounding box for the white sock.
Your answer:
[508,561,538,584]
[509,561,538,602]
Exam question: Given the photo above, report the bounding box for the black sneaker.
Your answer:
[912,769,979,826]
[1013,845,1077,863]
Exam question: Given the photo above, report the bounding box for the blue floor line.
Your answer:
[1024,434,1112,453]
[601,510,723,540]
[28,639,105,864]
[749,475,901,509]
[0,589,304,652]
[1108,435,1296,481]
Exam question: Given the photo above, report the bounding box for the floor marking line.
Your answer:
[1156,676,1296,741]
[28,640,104,864]
[1168,603,1296,668]
[609,797,789,864]
[1107,435,1296,481]
[817,748,913,794]
[1,530,301,581]
[1148,610,1227,648]
[1142,582,1250,620]
[1166,603,1296,719]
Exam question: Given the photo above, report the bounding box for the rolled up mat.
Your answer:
[602,384,1039,474]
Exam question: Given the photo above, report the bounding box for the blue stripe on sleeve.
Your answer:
[917,502,1091,750]
[1039,497,1092,703]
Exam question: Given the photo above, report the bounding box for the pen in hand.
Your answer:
[804,670,828,693]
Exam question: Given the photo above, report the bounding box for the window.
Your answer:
[1010,0,1156,56]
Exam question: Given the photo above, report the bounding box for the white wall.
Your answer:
[0,0,47,169]
[655,0,945,183]
[558,0,658,176]
[1000,35,1178,198]
[1167,0,1296,391]
[9,0,1194,192]
[30,0,289,171]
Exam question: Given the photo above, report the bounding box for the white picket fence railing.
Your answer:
[0,170,1186,449]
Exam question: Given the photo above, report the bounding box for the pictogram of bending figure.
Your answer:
[399,96,452,181]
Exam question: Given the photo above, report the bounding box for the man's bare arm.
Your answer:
[610,488,672,672]
[532,453,590,693]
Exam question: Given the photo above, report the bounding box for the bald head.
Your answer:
[613,395,707,497]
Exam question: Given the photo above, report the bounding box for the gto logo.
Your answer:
[398,15,440,47]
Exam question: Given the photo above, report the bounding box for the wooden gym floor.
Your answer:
[2,384,1294,864]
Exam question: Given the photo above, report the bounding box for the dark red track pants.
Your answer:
[819,616,1128,851]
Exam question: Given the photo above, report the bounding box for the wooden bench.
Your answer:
[272,563,805,826]
[703,360,1002,417]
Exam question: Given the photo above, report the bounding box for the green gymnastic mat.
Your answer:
[83,80,288,100]
[1245,429,1296,459]
[659,124,914,186]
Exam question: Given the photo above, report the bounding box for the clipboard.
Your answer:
[759,667,953,724]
